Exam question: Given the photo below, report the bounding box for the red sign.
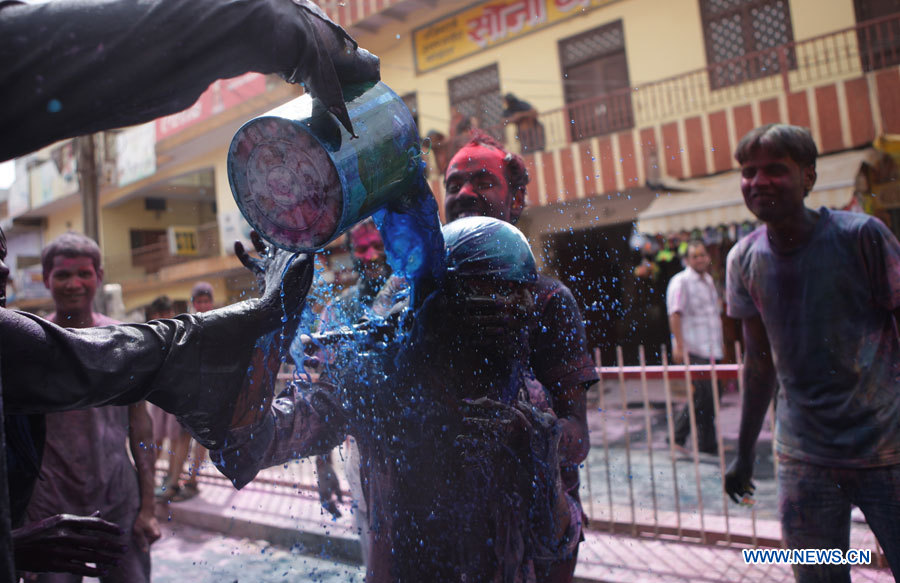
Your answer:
[155,73,268,141]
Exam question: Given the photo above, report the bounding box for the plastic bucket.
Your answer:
[227,81,421,252]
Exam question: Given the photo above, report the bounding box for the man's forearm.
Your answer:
[0,0,278,160]
[735,316,777,463]
[555,384,590,465]
[737,353,776,461]
[128,404,157,514]
[668,312,684,357]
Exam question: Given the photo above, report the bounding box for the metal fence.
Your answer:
[583,343,887,569]
[175,343,887,568]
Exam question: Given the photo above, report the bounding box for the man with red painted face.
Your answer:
[441,131,598,582]
[314,220,390,556]
[724,124,900,582]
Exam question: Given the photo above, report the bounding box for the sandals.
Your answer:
[155,483,181,500]
[171,482,200,502]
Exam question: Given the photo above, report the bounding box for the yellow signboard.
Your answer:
[414,0,617,73]
[167,226,199,256]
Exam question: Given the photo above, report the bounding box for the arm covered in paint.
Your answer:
[210,381,349,489]
[0,0,379,160]
[0,307,271,447]
[724,315,776,503]
[530,281,597,466]
[1,251,314,449]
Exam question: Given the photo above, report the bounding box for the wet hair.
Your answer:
[149,295,173,316]
[734,124,818,169]
[462,130,530,197]
[41,231,102,278]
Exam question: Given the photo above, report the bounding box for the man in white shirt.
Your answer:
[666,241,724,454]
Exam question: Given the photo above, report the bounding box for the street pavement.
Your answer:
[148,377,895,582]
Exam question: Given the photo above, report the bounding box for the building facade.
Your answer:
[3,0,898,359]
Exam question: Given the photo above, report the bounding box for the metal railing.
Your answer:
[173,342,887,567]
[431,14,899,161]
[106,222,221,279]
[583,343,886,568]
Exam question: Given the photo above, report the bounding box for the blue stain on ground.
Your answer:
[47,99,62,113]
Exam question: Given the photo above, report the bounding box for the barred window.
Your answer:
[699,0,795,89]
[447,64,504,141]
[559,20,633,140]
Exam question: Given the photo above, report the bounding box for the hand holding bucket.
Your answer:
[228,81,425,253]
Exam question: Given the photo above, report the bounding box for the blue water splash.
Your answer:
[372,165,445,309]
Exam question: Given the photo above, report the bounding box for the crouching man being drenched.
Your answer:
[213,217,580,583]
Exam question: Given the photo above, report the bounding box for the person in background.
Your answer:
[666,240,724,455]
[162,283,216,502]
[24,233,160,583]
[144,296,183,480]
[315,220,391,562]
[502,93,545,153]
[724,123,900,582]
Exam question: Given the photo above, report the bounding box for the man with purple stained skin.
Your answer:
[376,130,598,583]
[21,233,161,583]
[724,124,900,583]
[212,217,580,583]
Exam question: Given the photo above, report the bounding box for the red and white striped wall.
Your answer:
[509,66,900,207]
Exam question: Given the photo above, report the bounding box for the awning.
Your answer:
[635,149,876,235]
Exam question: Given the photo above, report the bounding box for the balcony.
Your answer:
[550,14,896,152]
[105,222,221,283]
[424,13,900,209]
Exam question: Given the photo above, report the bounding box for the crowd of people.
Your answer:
[0,1,898,583]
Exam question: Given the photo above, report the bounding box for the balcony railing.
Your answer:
[131,222,220,275]
[430,13,900,163]
[105,222,221,280]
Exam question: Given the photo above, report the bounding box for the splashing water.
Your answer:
[372,163,445,309]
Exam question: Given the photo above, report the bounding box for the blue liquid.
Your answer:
[372,166,445,308]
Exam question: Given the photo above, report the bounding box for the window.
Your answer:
[699,0,795,89]
[401,92,420,136]
[854,0,900,72]
[130,229,167,271]
[559,21,633,141]
[448,64,504,141]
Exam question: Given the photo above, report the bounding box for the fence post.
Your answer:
[638,345,659,535]
[779,45,791,94]
[595,348,615,533]
[616,346,637,536]
[661,349,683,539]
